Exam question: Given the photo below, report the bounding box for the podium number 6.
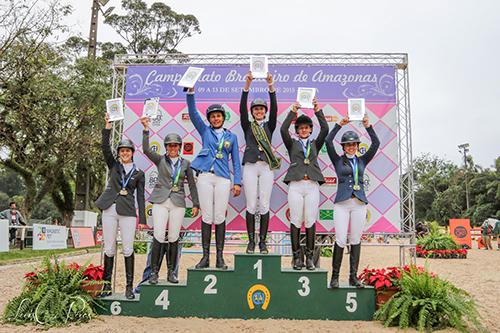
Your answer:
[298,276,310,296]
[204,274,218,294]
[110,301,121,315]
[345,292,358,313]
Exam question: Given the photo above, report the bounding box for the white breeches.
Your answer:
[243,162,274,215]
[196,173,231,225]
[102,204,136,257]
[152,199,186,243]
[288,180,320,228]
[333,198,367,248]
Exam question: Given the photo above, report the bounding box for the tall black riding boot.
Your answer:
[195,222,212,269]
[349,244,364,288]
[215,222,228,270]
[259,212,270,254]
[148,238,162,284]
[167,241,179,283]
[99,254,114,297]
[124,253,135,299]
[245,212,256,254]
[305,225,316,270]
[291,224,303,270]
[329,243,344,288]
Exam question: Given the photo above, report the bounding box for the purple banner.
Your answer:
[125,65,396,102]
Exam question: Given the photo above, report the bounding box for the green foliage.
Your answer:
[417,222,460,250]
[2,256,101,327]
[133,241,148,254]
[374,266,485,332]
[320,246,332,257]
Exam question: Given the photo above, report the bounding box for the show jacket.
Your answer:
[0,209,26,225]
[142,130,199,208]
[240,90,277,165]
[186,93,242,185]
[325,123,380,204]
[280,110,329,185]
[95,129,147,224]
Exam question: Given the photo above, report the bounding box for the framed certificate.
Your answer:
[296,87,316,109]
[143,97,160,119]
[106,98,124,122]
[348,98,366,121]
[178,66,205,88]
[250,56,268,79]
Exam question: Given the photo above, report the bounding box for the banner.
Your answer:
[70,227,96,248]
[123,63,400,233]
[0,219,8,252]
[32,224,68,250]
[449,219,471,248]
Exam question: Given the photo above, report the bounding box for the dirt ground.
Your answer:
[0,246,498,333]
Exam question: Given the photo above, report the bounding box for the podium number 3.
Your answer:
[253,259,263,280]
[298,276,310,296]
[345,292,358,313]
[204,274,218,294]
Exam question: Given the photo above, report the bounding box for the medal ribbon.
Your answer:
[216,132,226,157]
[300,139,311,159]
[121,164,136,190]
[171,158,182,187]
[348,157,359,188]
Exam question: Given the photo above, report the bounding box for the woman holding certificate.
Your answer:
[141,117,200,284]
[239,72,280,254]
[325,115,380,288]
[280,99,328,270]
[95,113,146,299]
[186,87,242,270]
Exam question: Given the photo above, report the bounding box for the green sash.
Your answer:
[251,122,281,170]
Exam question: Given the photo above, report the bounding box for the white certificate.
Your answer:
[178,66,205,88]
[296,87,316,109]
[250,56,268,79]
[106,98,124,122]
[348,98,366,121]
[143,97,160,119]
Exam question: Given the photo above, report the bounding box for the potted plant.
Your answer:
[359,266,402,308]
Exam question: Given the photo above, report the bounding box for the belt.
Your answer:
[196,169,215,176]
[303,175,310,180]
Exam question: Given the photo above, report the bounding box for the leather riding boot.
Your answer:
[99,254,114,297]
[124,254,135,299]
[291,224,303,270]
[349,244,364,288]
[167,241,179,283]
[245,212,256,254]
[148,238,162,284]
[195,222,212,269]
[259,212,270,254]
[329,243,344,288]
[215,222,228,270]
[305,225,316,270]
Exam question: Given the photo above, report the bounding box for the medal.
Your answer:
[169,157,183,193]
[353,185,360,191]
[258,146,263,151]
[171,185,179,192]
[120,163,136,197]
[304,158,310,165]
[216,153,223,159]
[119,189,128,196]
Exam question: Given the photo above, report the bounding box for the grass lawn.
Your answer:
[0,246,101,264]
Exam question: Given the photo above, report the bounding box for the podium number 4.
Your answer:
[155,290,170,310]
[345,292,358,313]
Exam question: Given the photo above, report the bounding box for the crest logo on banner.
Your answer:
[247,284,271,310]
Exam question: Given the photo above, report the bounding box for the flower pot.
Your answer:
[81,281,102,298]
[376,286,399,309]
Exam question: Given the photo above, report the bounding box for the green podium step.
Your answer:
[97,253,375,320]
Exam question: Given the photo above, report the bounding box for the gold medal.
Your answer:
[353,185,360,191]
[304,158,310,165]
[216,153,223,159]
[119,189,128,196]
[171,185,179,192]
[258,146,263,151]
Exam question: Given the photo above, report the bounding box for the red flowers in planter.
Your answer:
[82,264,104,281]
[359,266,402,290]
[416,246,467,259]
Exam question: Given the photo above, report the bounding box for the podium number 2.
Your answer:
[155,290,170,310]
[298,276,310,296]
[345,292,358,313]
[253,259,262,280]
[204,274,218,294]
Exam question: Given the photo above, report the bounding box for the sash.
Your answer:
[251,122,281,170]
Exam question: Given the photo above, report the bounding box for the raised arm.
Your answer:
[140,116,162,165]
[361,115,380,164]
[102,114,116,169]
[267,73,278,133]
[186,161,200,208]
[325,122,343,164]
[186,90,207,135]
[239,72,252,131]
[280,103,300,151]
[314,98,329,150]
[136,173,147,225]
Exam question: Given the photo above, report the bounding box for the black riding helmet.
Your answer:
[117,138,135,153]
[294,115,313,133]
[340,131,361,145]
[206,104,226,120]
[250,98,268,112]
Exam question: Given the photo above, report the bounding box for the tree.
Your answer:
[104,0,201,54]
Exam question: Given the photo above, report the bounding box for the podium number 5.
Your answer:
[204,274,218,294]
[345,292,358,313]
[253,259,262,280]
[298,276,310,296]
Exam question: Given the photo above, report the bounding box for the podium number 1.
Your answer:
[253,259,263,280]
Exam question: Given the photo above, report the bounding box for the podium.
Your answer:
[98,253,375,320]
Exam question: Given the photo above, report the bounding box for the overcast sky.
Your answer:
[66,0,500,168]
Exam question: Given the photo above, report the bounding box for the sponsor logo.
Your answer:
[183,142,194,155]
[319,209,334,220]
[454,226,468,239]
[150,141,161,153]
[151,114,163,127]
[247,284,271,310]
[357,143,369,156]
[148,171,159,188]
[324,176,337,185]
[319,144,327,154]
[225,111,231,121]
[324,115,338,122]
[285,208,291,221]
[146,203,153,218]
[181,113,190,121]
